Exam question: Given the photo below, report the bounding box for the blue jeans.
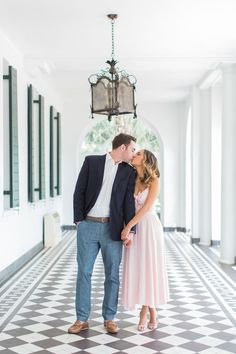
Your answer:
[76,220,123,321]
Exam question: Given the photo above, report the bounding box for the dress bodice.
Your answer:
[134,188,155,212]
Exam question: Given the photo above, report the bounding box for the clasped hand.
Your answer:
[121,227,133,247]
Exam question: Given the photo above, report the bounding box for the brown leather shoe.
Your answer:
[68,320,89,334]
[104,320,119,334]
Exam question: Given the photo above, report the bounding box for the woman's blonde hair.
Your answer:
[139,150,160,186]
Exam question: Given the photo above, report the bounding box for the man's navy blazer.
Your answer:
[73,154,136,241]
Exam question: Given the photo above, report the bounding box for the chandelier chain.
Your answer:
[111,19,115,60]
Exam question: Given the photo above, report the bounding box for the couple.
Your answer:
[68,133,169,334]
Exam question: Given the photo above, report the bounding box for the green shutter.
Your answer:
[56,112,61,195]
[28,88,46,202]
[49,107,61,198]
[9,66,19,208]
[49,106,54,197]
[39,95,45,199]
[27,84,34,202]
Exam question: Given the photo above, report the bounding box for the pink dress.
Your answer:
[122,188,169,310]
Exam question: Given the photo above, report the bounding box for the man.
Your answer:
[68,133,137,334]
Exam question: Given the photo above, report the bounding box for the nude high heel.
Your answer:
[147,321,158,330]
[138,307,147,331]
[148,307,158,330]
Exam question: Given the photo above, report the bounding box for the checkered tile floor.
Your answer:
[0,232,236,354]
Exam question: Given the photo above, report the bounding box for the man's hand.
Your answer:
[123,233,133,248]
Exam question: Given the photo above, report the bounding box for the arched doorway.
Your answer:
[76,116,164,221]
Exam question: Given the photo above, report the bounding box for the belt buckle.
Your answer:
[101,217,106,223]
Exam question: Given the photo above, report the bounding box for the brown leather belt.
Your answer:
[86,216,110,223]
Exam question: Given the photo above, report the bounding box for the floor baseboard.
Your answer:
[0,241,44,286]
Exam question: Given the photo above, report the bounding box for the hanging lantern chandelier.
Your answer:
[88,14,137,121]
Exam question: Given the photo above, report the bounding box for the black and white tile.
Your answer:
[0,231,235,354]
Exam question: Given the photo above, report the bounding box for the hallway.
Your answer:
[0,232,235,354]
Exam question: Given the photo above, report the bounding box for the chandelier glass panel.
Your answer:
[88,14,137,121]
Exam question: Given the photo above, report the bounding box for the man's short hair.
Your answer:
[112,133,137,150]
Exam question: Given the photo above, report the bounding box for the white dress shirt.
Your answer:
[87,153,121,217]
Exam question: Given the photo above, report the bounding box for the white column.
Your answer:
[211,82,222,243]
[199,89,212,246]
[191,87,201,242]
[220,64,236,264]
[0,56,3,216]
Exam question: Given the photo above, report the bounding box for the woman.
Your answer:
[121,149,169,331]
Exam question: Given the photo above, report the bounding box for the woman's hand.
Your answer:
[121,226,131,240]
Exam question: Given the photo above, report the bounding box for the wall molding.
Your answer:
[61,225,76,231]
[62,225,222,249]
[211,240,220,246]
[190,237,201,244]
[63,225,189,233]
[164,226,187,232]
[0,241,44,286]
[191,238,221,246]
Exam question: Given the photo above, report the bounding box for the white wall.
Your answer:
[62,89,187,228]
[0,31,63,272]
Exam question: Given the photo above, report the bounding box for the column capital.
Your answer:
[198,68,221,90]
[220,63,236,74]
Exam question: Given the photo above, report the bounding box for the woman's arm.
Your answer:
[121,177,159,239]
[123,168,136,233]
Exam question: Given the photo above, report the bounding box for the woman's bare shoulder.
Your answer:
[150,177,159,185]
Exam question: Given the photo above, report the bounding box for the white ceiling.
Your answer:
[0,0,236,102]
